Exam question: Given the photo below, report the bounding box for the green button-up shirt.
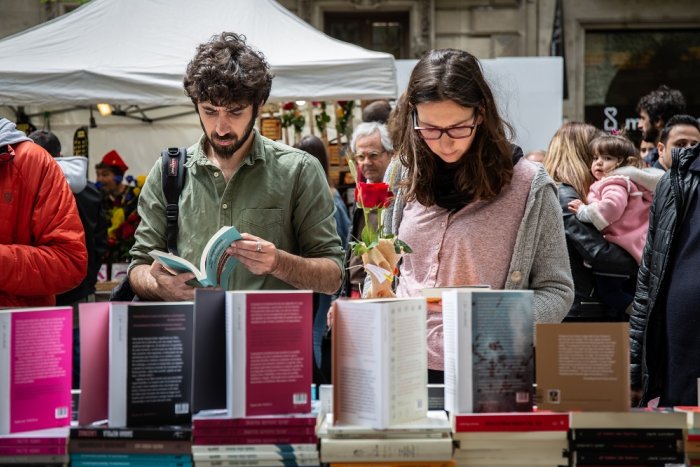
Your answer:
[129,130,344,291]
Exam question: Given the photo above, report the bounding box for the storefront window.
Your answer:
[585,29,700,136]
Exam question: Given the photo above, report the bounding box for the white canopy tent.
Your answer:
[0,0,397,105]
[0,0,397,175]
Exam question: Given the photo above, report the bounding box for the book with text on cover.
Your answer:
[442,289,535,414]
[333,298,428,430]
[226,290,313,418]
[0,307,72,434]
[109,302,195,427]
[149,225,242,287]
[535,322,630,412]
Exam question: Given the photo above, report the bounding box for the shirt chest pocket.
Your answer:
[237,208,283,246]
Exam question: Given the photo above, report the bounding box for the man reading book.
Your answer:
[128,32,344,301]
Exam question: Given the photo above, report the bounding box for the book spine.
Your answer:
[0,313,9,434]
[70,427,192,441]
[194,435,318,446]
[453,413,570,432]
[191,444,318,453]
[570,439,681,452]
[329,463,455,467]
[569,428,684,440]
[0,436,68,446]
[195,427,315,437]
[0,444,68,455]
[0,453,69,463]
[193,418,317,429]
[69,439,192,455]
[193,452,319,461]
[70,452,191,461]
[319,438,453,463]
[574,450,686,464]
[108,304,128,428]
[194,461,316,467]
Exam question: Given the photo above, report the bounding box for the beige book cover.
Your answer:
[535,322,630,412]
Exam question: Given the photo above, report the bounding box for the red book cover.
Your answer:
[193,434,318,445]
[226,291,312,418]
[0,307,72,434]
[451,411,570,432]
[194,426,316,437]
[193,413,318,429]
[78,302,111,426]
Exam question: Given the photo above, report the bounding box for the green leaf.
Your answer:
[394,238,413,254]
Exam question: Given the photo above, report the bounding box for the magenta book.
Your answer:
[225,291,312,418]
[78,302,111,426]
[451,411,570,433]
[0,307,72,434]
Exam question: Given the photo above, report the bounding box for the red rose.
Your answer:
[127,212,139,223]
[355,182,393,209]
[282,102,295,111]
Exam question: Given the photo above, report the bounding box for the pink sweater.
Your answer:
[396,160,536,370]
[578,166,664,264]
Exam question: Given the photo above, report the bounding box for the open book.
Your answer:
[149,225,242,288]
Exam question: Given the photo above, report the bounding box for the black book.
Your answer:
[573,450,685,465]
[569,428,684,441]
[192,288,227,413]
[70,425,192,441]
[570,438,682,452]
[108,302,194,427]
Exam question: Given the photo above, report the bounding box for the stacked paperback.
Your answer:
[450,411,569,466]
[0,427,70,466]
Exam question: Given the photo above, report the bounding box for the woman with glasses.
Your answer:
[384,49,574,383]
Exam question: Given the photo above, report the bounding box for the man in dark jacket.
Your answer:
[630,143,700,407]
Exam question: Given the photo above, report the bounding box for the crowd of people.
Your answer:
[2,31,700,406]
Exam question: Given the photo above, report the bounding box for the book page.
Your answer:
[149,250,202,279]
[334,301,381,427]
[387,300,428,425]
[202,226,243,288]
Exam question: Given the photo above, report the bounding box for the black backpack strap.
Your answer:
[161,147,187,256]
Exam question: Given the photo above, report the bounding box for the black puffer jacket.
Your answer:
[557,184,638,320]
[630,143,700,403]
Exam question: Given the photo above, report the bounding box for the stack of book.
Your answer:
[567,410,687,466]
[68,424,193,467]
[0,427,70,466]
[318,411,454,466]
[450,411,569,466]
[192,411,320,466]
[676,406,700,465]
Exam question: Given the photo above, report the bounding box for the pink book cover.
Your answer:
[0,444,68,455]
[78,302,111,426]
[245,292,312,416]
[1,308,72,434]
[0,426,69,446]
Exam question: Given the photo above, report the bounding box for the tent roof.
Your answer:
[0,0,397,106]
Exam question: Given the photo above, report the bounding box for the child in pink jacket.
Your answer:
[568,134,664,315]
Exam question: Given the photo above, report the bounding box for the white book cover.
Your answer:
[333,298,427,429]
[443,289,534,414]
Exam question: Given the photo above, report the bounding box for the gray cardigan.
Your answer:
[382,159,574,325]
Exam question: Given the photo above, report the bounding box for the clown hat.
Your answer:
[97,149,128,174]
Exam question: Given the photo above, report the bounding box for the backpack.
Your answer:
[109,147,187,301]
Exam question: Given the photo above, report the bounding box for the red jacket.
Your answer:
[0,140,87,307]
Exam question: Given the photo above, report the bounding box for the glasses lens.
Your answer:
[355,152,382,162]
[416,128,442,140]
[445,126,474,139]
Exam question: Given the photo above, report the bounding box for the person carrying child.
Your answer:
[568,134,664,316]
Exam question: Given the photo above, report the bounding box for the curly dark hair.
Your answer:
[393,49,514,206]
[183,32,273,112]
[636,84,686,126]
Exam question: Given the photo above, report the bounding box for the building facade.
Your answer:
[2,0,699,122]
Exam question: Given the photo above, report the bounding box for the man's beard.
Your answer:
[201,116,256,159]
